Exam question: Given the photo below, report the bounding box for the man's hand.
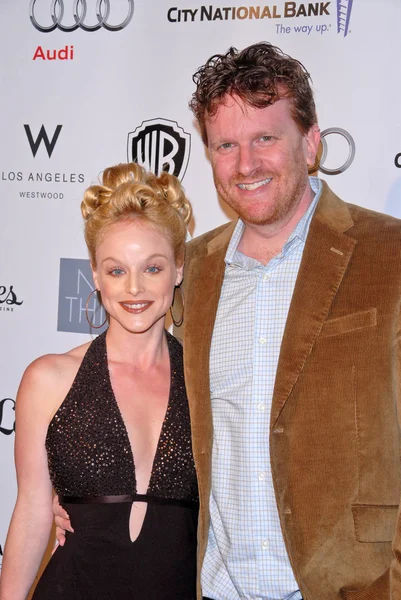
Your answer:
[52,495,74,547]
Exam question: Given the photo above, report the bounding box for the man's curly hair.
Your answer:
[189,42,317,144]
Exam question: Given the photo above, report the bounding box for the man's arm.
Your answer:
[390,307,401,596]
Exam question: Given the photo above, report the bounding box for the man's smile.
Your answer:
[237,177,272,191]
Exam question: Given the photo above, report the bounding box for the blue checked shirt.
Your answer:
[201,178,323,600]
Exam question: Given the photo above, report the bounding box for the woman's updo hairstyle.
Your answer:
[81,162,192,266]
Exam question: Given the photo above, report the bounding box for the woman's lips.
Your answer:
[119,301,153,314]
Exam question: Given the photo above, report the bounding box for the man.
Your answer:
[178,42,401,599]
[55,43,401,599]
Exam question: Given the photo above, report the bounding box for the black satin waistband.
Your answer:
[60,494,199,509]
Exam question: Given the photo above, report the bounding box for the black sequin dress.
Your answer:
[32,331,199,600]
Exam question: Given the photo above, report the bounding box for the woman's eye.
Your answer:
[110,268,125,276]
[146,266,161,274]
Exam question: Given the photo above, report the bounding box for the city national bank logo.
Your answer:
[128,118,191,181]
[167,2,354,38]
[24,124,62,158]
[0,286,23,313]
[30,0,135,32]
[167,3,331,21]
[0,398,16,436]
[337,0,353,37]
[58,258,107,334]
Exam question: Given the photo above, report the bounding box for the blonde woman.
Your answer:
[0,163,198,600]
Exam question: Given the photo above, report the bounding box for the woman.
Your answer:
[0,163,198,600]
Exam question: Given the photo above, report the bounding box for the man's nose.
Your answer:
[237,144,261,177]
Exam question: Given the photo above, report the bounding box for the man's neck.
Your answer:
[238,187,315,265]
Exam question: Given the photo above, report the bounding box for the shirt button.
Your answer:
[263,273,271,282]
[262,540,269,550]
[258,471,266,481]
[257,403,266,412]
[259,337,267,345]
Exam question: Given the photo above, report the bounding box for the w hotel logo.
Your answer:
[337,0,353,37]
[24,124,62,158]
[127,118,191,181]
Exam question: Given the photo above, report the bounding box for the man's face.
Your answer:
[205,95,319,227]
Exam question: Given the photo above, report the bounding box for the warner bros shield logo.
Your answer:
[57,258,107,334]
[127,118,191,180]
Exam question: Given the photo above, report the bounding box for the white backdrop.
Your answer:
[1,0,401,577]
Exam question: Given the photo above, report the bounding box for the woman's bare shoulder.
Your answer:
[21,341,92,389]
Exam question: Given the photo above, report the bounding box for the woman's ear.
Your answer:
[175,262,184,286]
[91,263,99,290]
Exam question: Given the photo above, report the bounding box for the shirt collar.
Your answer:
[225,176,323,266]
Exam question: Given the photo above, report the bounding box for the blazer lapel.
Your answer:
[184,222,235,453]
[271,183,357,428]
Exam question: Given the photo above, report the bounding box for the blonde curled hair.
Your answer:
[81,162,192,266]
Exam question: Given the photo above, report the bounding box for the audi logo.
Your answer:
[30,0,134,32]
[315,127,356,175]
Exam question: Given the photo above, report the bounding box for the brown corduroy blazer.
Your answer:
[176,181,401,600]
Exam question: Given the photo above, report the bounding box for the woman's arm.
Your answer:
[0,357,60,600]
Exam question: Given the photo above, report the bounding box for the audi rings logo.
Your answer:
[316,127,356,176]
[30,0,134,33]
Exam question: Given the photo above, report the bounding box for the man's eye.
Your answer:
[220,142,233,150]
[260,135,273,142]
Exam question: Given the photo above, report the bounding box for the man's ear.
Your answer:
[305,124,321,167]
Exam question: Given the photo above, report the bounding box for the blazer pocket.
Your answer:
[352,504,399,542]
[319,308,377,339]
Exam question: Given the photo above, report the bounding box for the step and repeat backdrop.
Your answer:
[1,0,401,578]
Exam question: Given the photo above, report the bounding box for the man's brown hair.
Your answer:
[189,42,317,144]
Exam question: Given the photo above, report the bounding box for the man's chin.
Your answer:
[236,208,281,227]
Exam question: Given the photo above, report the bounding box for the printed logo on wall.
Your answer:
[0,124,85,199]
[167,2,354,38]
[127,118,191,181]
[24,124,62,158]
[0,286,23,313]
[58,258,107,334]
[167,4,331,22]
[30,0,135,32]
[317,127,356,175]
[337,0,353,37]
[0,398,16,436]
[394,153,401,168]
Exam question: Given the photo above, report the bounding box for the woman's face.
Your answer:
[92,219,183,335]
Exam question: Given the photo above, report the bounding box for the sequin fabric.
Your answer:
[46,330,198,502]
